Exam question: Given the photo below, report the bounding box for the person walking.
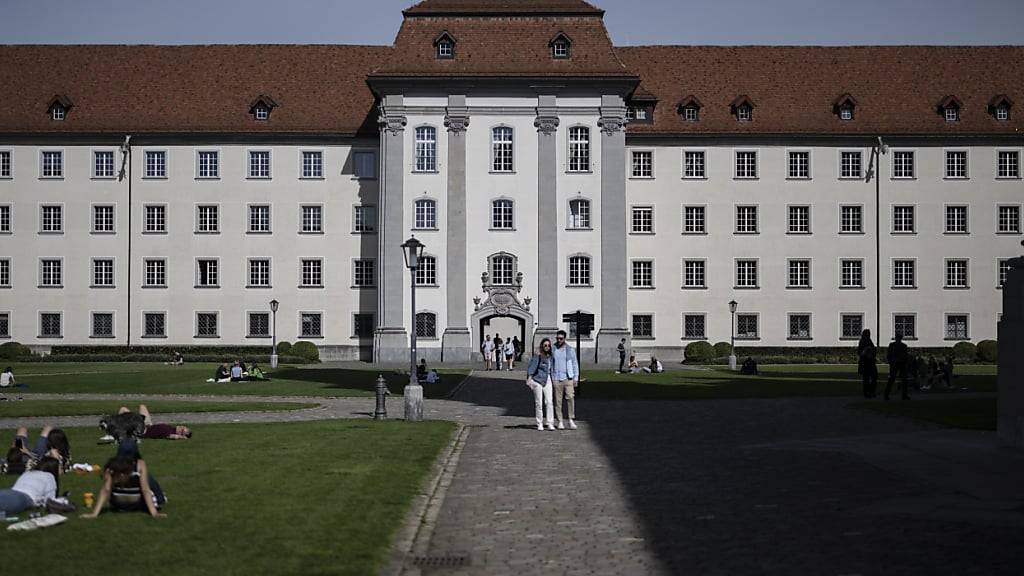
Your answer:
[884,333,910,401]
[617,339,627,373]
[512,336,523,362]
[503,338,516,370]
[526,339,556,431]
[551,330,580,430]
[493,334,504,371]
[482,335,494,371]
[857,329,879,398]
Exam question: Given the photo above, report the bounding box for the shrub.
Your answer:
[684,341,715,363]
[977,340,997,362]
[276,341,292,355]
[952,341,977,362]
[713,342,733,358]
[291,341,320,361]
[37,354,311,364]
[0,341,32,360]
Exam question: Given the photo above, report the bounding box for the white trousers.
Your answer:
[530,377,554,426]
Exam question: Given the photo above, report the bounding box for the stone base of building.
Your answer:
[373,327,410,364]
[595,328,631,365]
[441,327,474,363]
[318,345,372,362]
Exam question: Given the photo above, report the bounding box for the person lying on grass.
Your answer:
[81,447,166,519]
[0,456,60,516]
[2,426,71,475]
[99,404,192,443]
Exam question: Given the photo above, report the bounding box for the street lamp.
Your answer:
[728,300,738,371]
[401,236,426,421]
[269,299,279,368]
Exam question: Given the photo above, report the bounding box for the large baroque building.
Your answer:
[0,0,1021,362]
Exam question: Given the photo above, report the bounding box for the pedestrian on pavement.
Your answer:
[503,338,516,370]
[493,334,504,370]
[884,333,910,401]
[512,336,522,362]
[551,330,579,430]
[525,338,555,431]
[857,329,879,398]
[482,335,494,371]
[617,339,627,373]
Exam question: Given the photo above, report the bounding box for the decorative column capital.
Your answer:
[535,115,560,135]
[597,115,626,136]
[379,109,407,136]
[444,113,470,133]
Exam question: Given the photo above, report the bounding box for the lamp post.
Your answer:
[728,300,738,371]
[269,299,279,368]
[401,236,426,421]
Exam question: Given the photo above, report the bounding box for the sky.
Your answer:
[1,0,1022,46]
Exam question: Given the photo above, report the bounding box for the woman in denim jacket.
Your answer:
[526,338,556,431]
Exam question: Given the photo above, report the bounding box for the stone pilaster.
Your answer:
[533,95,561,351]
[442,95,474,362]
[998,252,1024,449]
[595,95,631,364]
[374,94,410,363]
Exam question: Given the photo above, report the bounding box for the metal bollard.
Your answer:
[374,374,390,420]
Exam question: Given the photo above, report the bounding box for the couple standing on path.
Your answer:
[525,330,579,431]
[857,329,911,401]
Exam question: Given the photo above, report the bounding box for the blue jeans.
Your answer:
[0,489,35,514]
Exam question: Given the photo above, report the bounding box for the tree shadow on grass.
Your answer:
[271,368,464,399]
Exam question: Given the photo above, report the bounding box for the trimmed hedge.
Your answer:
[275,341,292,356]
[952,341,977,362]
[713,342,733,358]
[684,341,715,363]
[696,344,998,365]
[0,341,33,360]
[21,354,312,364]
[977,340,997,362]
[291,341,320,362]
[50,345,275,356]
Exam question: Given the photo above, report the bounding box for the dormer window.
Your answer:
[937,95,961,123]
[833,94,857,121]
[996,105,1009,121]
[989,95,1013,121]
[626,107,646,121]
[434,31,456,59]
[249,96,277,121]
[730,96,754,122]
[254,104,269,121]
[678,96,702,123]
[47,96,72,121]
[51,103,65,121]
[944,107,959,122]
[839,106,853,121]
[549,32,572,59]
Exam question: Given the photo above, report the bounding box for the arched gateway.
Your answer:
[469,267,534,362]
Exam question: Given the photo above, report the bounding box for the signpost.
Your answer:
[562,310,594,372]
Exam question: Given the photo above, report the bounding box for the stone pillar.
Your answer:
[533,96,561,351]
[442,95,473,363]
[595,95,631,365]
[374,94,409,363]
[998,251,1024,449]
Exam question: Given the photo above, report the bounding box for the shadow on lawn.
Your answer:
[271,368,463,399]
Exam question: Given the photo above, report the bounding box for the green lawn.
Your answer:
[851,397,996,430]
[578,364,996,400]
[2,363,468,399]
[0,400,317,418]
[0,420,456,576]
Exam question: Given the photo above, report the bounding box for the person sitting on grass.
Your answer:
[417,358,428,381]
[230,361,245,382]
[81,450,166,520]
[207,363,231,383]
[425,369,440,384]
[740,357,758,375]
[642,357,664,374]
[627,355,642,374]
[0,456,60,516]
[0,366,15,388]
[247,363,269,381]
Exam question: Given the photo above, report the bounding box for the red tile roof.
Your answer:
[0,45,389,135]
[616,46,1024,135]
[404,0,604,16]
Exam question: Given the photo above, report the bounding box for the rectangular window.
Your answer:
[197,151,219,178]
[414,128,437,173]
[354,260,375,287]
[788,151,810,179]
[353,151,376,179]
[631,151,653,178]
[354,205,376,233]
[144,259,166,287]
[491,127,514,172]
[631,206,654,233]
[945,151,967,178]
[568,256,590,286]
[41,151,63,178]
[0,205,9,233]
[683,206,706,234]
[945,259,968,288]
[248,150,271,178]
[40,259,62,287]
[301,205,323,233]
[197,259,219,287]
[735,260,758,288]
[301,259,323,287]
[683,314,706,339]
[249,205,271,233]
[735,151,757,179]
[416,313,437,338]
[94,151,115,178]
[735,206,758,234]
[302,151,324,178]
[301,312,323,338]
[197,205,219,233]
[144,312,166,338]
[144,151,166,178]
[840,151,862,179]
[0,151,10,178]
[631,315,653,338]
[893,314,916,339]
[683,151,705,178]
[631,260,653,288]
[893,260,916,288]
[840,205,862,233]
[416,256,437,286]
[736,314,758,339]
[998,206,1021,233]
[0,312,9,338]
[998,151,1020,178]
[41,205,62,233]
[490,256,514,285]
[841,314,863,339]
[841,259,863,288]
[788,206,810,234]
[248,312,270,337]
[892,205,915,233]
[92,259,114,287]
[892,151,915,178]
[568,127,590,172]
[39,312,62,338]
[945,314,968,340]
[999,259,1011,287]
[0,259,9,287]
[491,200,514,230]
[568,200,590,229]
[683,106,699,122]
[248,259,270,287]
[945,205,968,234]
[144,205,166,233]
[414,200,437,229]
[683,260,705,288]
[93,205,115,233]
[353,313,375,338]
[788,314,811,340]
[92,313,114,338]
[788,260,810,288]
[196,312,218,337]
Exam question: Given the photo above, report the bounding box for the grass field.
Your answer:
[0,420,456,576]
[850,397,996,430]
[578,364,996,400]
[1,363,468,399]
[0,400,317,418]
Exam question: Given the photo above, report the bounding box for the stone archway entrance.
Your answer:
[470,270,534,362]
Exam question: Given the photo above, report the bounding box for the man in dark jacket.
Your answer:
[884,334,910,401]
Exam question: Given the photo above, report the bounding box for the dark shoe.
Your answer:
[46,498,77,514]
